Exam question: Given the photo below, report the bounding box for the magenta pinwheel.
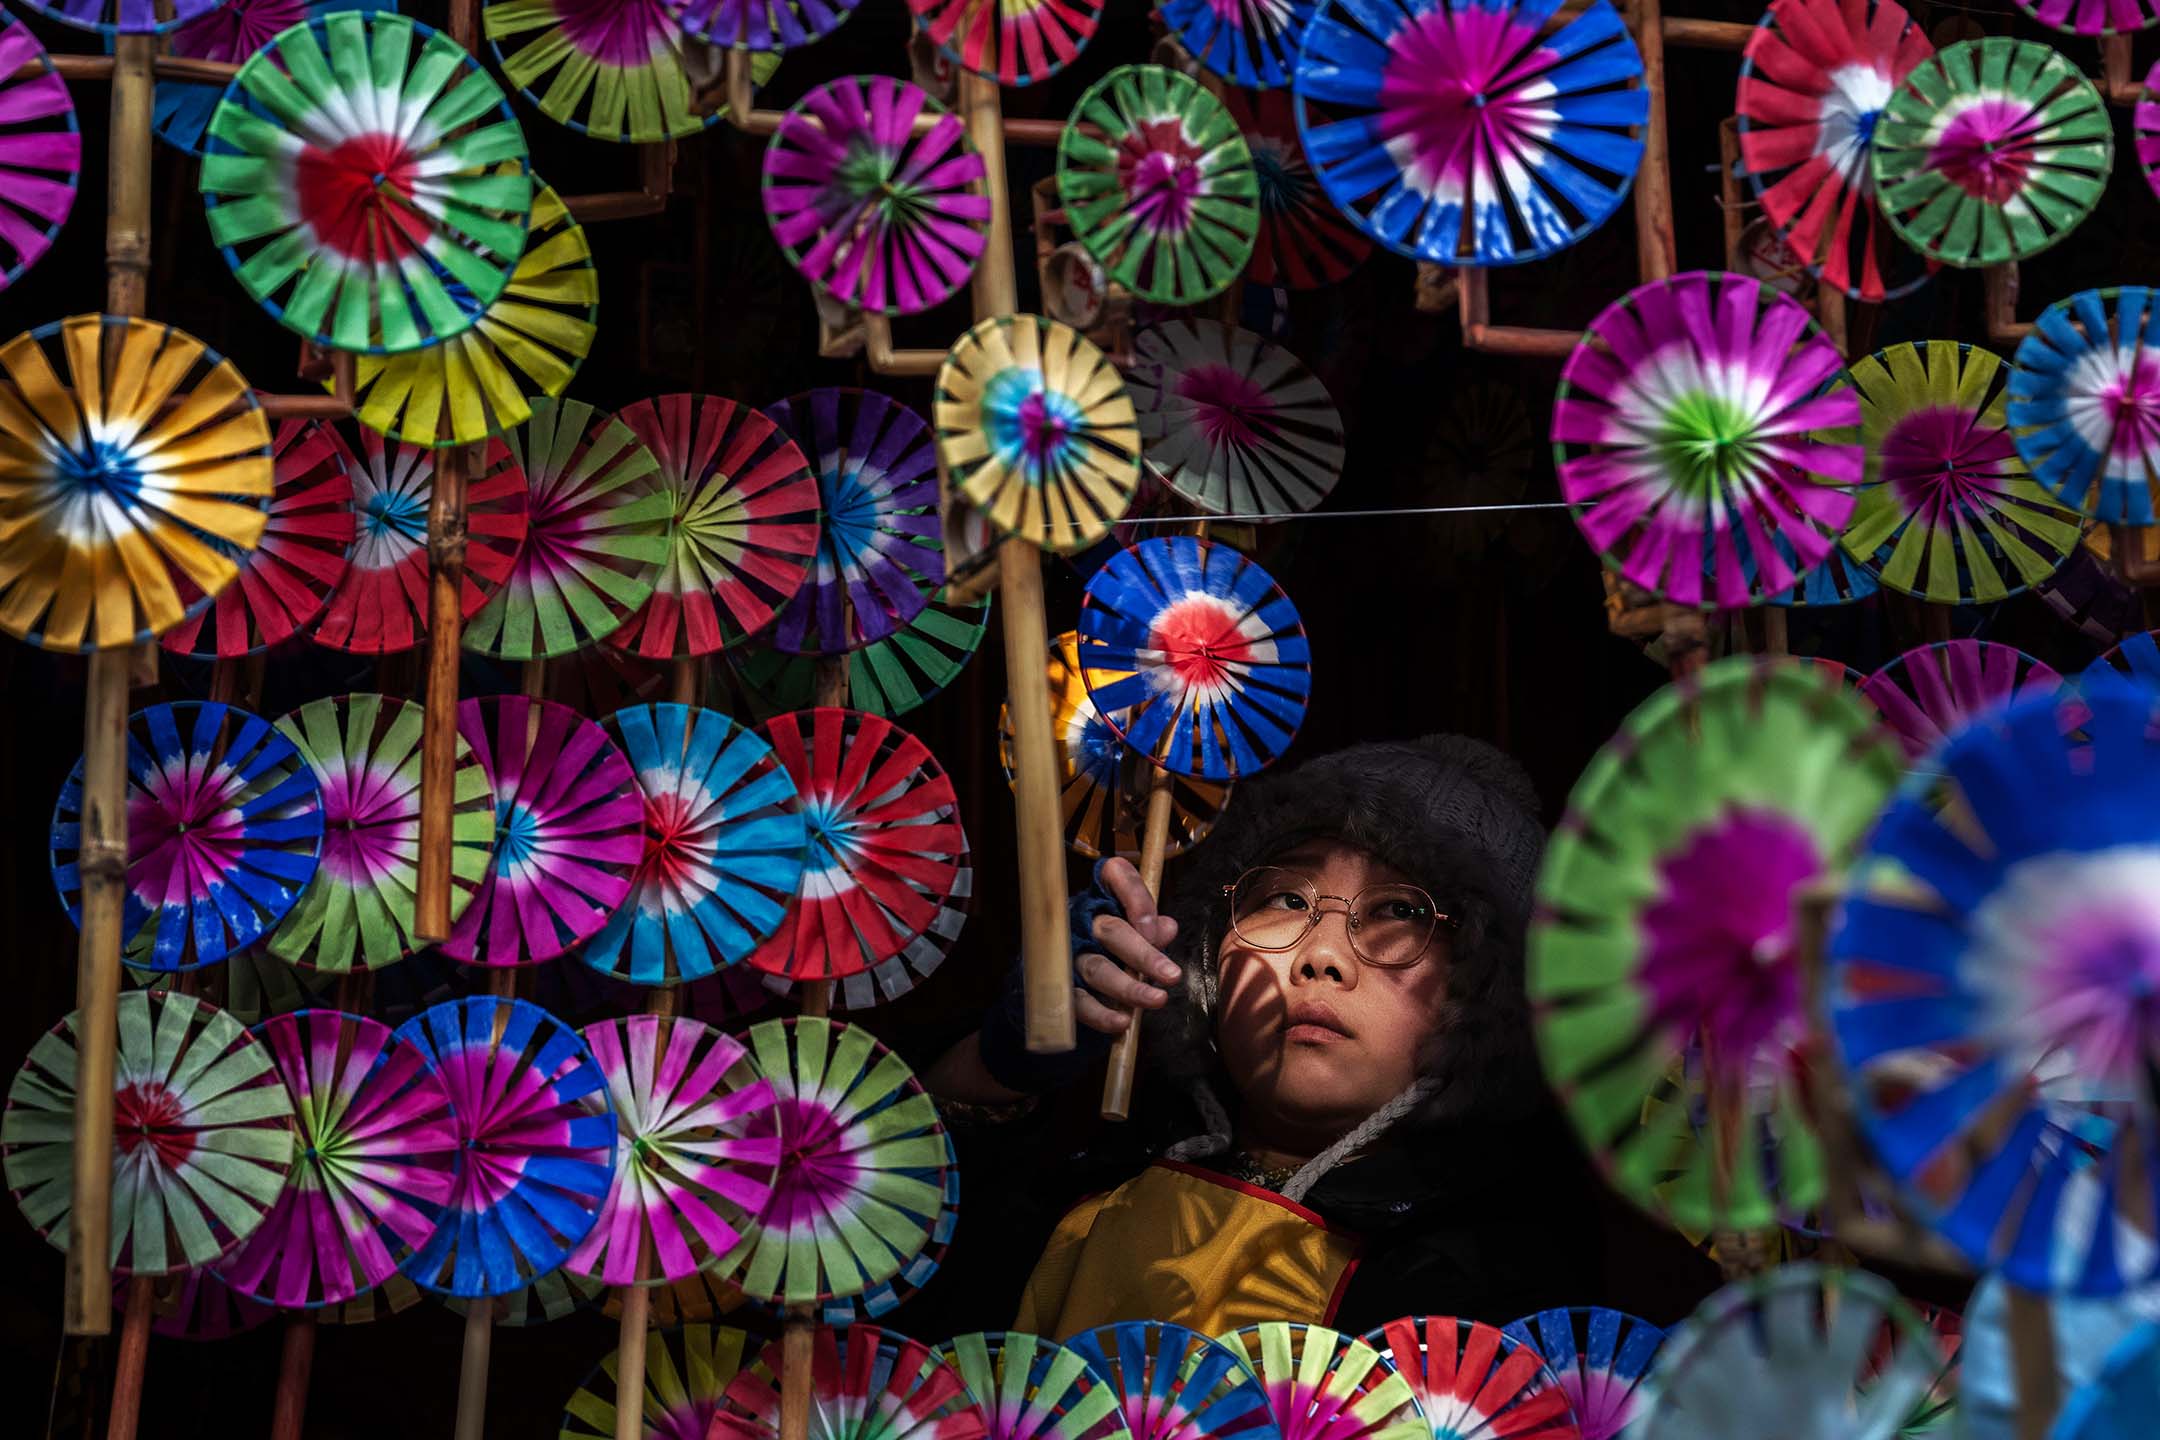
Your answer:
[906,0,1103,86]
[932,1332,1134,1440]
[762,76,988,317]
[1503,1308,1666,1440]
[2008,287,2160,525]
[443,696,644,969]
[1220,87,1368,290]
[2016,0,2158,31]
[673,0,861,50]
[216,1011,460,1309]
[1856,640,2063,762]
[18,0,222,34]
[1366,1317,1577,1439]
[1552,271,1863,610]
[711,1326,989,1440]
[2140,61,2160,201]
[0,19,78,292]
[1222,1324,1426,1440]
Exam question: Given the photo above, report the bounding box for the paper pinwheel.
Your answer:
[1735,0,1935,304]
[1223,1324,1425,1440]
[1530,659,1902,1231]
[1365,1316,1576,1440]
[1220,88,1368,290]
[1294,0,1646,266]
[2140,62,2160,202]
[216,1011,460,1308]
[1075,537,1311,782]
[1957,1275,2160,1440]
[0,315,273,652]
[1056,65,1258,305]
[1878,1303,1961,1437]
[4,992,294,1274]
[933,1332,1133,1440]
[711,1326,989,1440]
[934,315,1140,554]
[150,0,393,156]
[714,1018,950,1306]
[561,1322,759,1440]
[1635,1266,1939,1440]
[1063,1322,1273,1440]
[18,0,222,35]
[1129,319,1344,518]
[734,586,990,719]
[1855,640,2062,761]
[1836,342,2083,603]
[782,1131,956,1320]
[1828,674,2160,1294]
[1552,271,1862,609]
[114,1271,275,1343]
[266,694,496,973]
[746,708,967,986]
[766,389,945,655]
[0,19,77,291]
[906,0,1101,86]
[394,996,615,1297]
[452,1266,603,1326]
[486,0,720,142]
[2098,628,2160,689]
[2008,287,2160,524]
[314,431,530,652]
[1870,39,2111,269]
[1502,1308,1666,1440]
[607,1268,746,1328]
[1162,0,1313,89]
[201,13,533,353]
[160,416,356,659]
[673,0,859,50]
[609,394,821,659]
[52,702,326,972]
[2058,1325,2160,1440]
[2017,0,2158,32]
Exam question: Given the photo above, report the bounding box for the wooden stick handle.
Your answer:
[453,1293,494,1440]
[106,1275,155,1440]
[671,655,702,710]
[268,1313,317,1440]
[779,1308,816,1440]
[1629,0,1675,285]
[2007,1285,2059,1440]
[1101,768,1177,1121]
[414,443,469,943]
[612,1270,652,1440]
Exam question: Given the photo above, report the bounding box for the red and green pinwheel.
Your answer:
[1222,1324,1426,1440]
[561,1323,760,1440]
[0,18,79,292]
[932,1332,1134,1440]
[1365,1317,1577,1440]
[905,0,1102,86]
[711,1326,989,1440]
[1220,87,1368,290]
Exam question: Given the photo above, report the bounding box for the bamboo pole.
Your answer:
[1100,769,1176,1121]
[778,1310,817,1440]
[414,444,469,942]
[1630,0,1676,285]
[671,656,701,710]
[105,1276,155,1440]
[267,1313,317,1440]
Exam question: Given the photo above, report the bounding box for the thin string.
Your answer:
[1120,501,1574,526]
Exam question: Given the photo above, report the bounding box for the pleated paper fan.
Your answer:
[200,13,534,354]
[487,0,717,142]
[906,0,1102,86]
[1063,1322,1273,1440]
[711,1326,990,1440]
[2007,287,2160,525]
[0,315,274,652]
[1222,1324,1426,1440]
[0,19,79,291]
[2057,1325,2160,1440]
[673,0,861,50]
[1294,0,1646,266]
[1220,87,1369,290]
[1855,640,2062,762]
[1365,1316,1578,1440]
[1162,0,1315,89]
[3,992,294,1275]
[150,0,394,157]
[561,1322,760,1440]
[18,0,223,35]
[1529,659,1902,1233]
[1956,1275,2160,1440]
[1501,1307,1666,1440]
[733,585,990,719]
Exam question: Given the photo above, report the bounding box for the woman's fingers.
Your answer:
[1099,858,1160,929]
[1076,948,1168,1010]
[1090,913,1180,985]
[1075,989,1133,1035]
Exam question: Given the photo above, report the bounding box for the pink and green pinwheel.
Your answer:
[905,0,1103,86]
[2015,0,2154,47]
[561,1322,761,1440]
[1220,87,1369,290]
[1856,640,2063,762]
[711,1326,990,1440]
[1222,1324,1426,1440]
[1062,1322,1273,1440]
[486,0,731,142]
[932,1332,1134,1440]
[0,19,78,291]
[1502,1308,1667,1440]
[2008,288,2160,525]
[1366,1317,1578,1440]
[672,0,861,50]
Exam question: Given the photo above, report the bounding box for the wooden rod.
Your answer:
[414,445,469,944]
[106,1276,155,1440]
[1630,0,1676,284]
[45,53,243,83]
[452,1296,494,1440]
[611,1258,653,1440]
[1101,768,1177,1121]
[779,1307,816,1440]
[268,1313,317,1440]
[255,394,355,420]
[863,313,949,377]
[2008,1286,2059,1440]
[1456,269,1582,358]
[671,656,701,709]
[105,38,152,318]
[1762,607,1788,656]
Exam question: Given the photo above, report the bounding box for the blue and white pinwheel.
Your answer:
[1502,1307,1665,1440]
[1064,1321,1273,1440]
[1161,0,1316,89]
[2009,288,2160,525]
[2057,1323,2160,1440]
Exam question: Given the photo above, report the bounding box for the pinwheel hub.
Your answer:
[495,801,541,868]
[1653,390,1765,498]
[556,0,673,63]
[55,437,143,502]
[1926,99,2036,203]
[981,366,1087,480]
[1121,119,1208,233]
[2064,344,2160,458]
[361,480,429,544]
[1249,137,1298,210]
[132,772,247,899]
[1177,364,1276,449]
[114,1081,194,1167]
[1374,12,1545,192]
[756,1096,863,1227]
[317,772,401,883]
[1881,404,2018,517]
[639,789,722,890]
[1816,62,1894,174]
[294,132,424,262]
[1147,595,1263,691]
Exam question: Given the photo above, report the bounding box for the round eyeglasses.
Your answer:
[1223,866,1451,969]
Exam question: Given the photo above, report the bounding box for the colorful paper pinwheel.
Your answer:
[2024,0,2157,39]
[561,1322,759,1440]
[216,1011,460,1308]
[17,0,223,35]
[1129,319,1344,518]
[1502,1307,1666,1440]
[1870,39,2111,268]
[714,1018,950,1306]
[1294,0,1646,266]
[934,315,1140,554]
[933,1332,1133,1440]
[314,431,530,652]
[1056,65,1258,305]
[609,395,821,659]
[0,315,273,652]
[201,13,533,353]
[1063,1322,1273,1440]
[1957,1276,2159,1440]
[1220,88,1368,289]
[1552,271,1863,609]
[1223,1324,1425,1440]
[452,1267,603,1327]
[1855,640,2062,762]
[1075,537,1311,782]
[1635,1266,1939,1440]
[4,993,294,1274]
[2057,1325,2160,1440]
[267,694,497,973]
[711,1326,989,1440]
[746,708,967,986]
[161,416,356,659]
[394,996,616,1297]
[672,0,859,50]
[2098,628,2160,689]
[734,586,990,719]
[2140,62,2160,202]
[1828,675,2160,1295]
[114,1271,276,1343]
[791,1135,957,1319]
[766,389,946,655]
[1745,537,1883,608]
[1530,659,1902,1232]
[485,0,720,142]
[52,702,326,972]
[1162,0,1314,89]
[1836,342,2083,603]
[150,0,393,156]
[1735,0,1935,304]
[0,19,78,291]
[906,0,1101,86]
[1366,1317,1576,1440]
[2008,287,2160,524]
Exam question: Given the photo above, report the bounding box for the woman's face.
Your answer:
[1215,840,1452,1150]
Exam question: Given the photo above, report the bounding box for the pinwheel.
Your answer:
[313,431,530,652]
[2097,628,2160,689]
[609,394,821,659]
[1635,1266,1940,1440]
[932,1332,1133,1440]
[1735,0,1935,304]
[1129,319,1345,517]
[1364,1317,1576,1440]
[160,416,356,659]
[1056,65,1259,305]
[714,1017,950,1305]
[672,0,859,50]
[711,1326,989,1440]
[266,694,496,974]
[394,996,615,1296]
[52,702,326,972]
[1219,88,1368,290]
[2058,1325,2160,1440]
[905,0,1101,86]
[1294,0,1646,266]
[1957,1275,2160,1440]
[150,0,392,156]
[1879,1303,1961,1437]
[734,585,990,718]
[2140,62,2160,202]
[791,1137,956,1319]
[3,992,294,1274]
[1855,640,2062,761]
[0,315,273,652]
[1075,536,1311,782]
[0,19,78,291]
[1837,342,2083,603]
[762,76,988,316]
[486,0,722,142]
[746,708,967,987]
[451,1267,604,1326]
[1223,1324,1425,1440]
[934,315,1140,554]
[348,180,600,448]
[1063,1322,1273,1440]
[215,1011,460,1308]
[114,1270,276,1342]
[1162,0,1313,89]
[609,1268,748,1328]
[444,696,644,968]
[464,397,669,659]
[200,13,534,353]
[2017,0,2159,32]
[18,0,222,34]
[2008,287,2160,524]
[1551,271,1863,610]
[1870,39,2111,269]
[1749,541,1882,607]
[561,1322,760,1440]
[767,389,945,655]
[1503,1308,1666,1440]
[1529,659,1902,1232]
[1828,674,2160,1294]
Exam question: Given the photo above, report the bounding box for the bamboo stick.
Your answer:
[2008,1285,2059,1440]
[104,38,152,319]
[106,1276,155,1440]
[1101,769,1176,1121]
[414,444,469,943]
[452,1299,494,1440]
[672,656,701,709]
[267,1313,317,1440]
[1630,0,1676,285]
[779,1307,816,1440]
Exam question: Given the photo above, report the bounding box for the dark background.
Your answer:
[3,0,2156,1432]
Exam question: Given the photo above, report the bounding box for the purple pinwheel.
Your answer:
[762,77,988,317]
[672,0,859,50]
[0,19,78,292]
[1857,640,2064,762]
[2140,61,2160,202]
[18,0,222,35]
[1503,1308,1665,1440]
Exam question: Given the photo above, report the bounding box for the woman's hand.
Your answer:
[1074,858,1183,1035]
